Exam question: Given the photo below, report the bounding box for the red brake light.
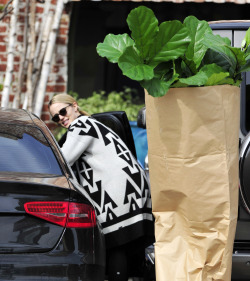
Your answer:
[24,201,96,228]
[67,202,96,228]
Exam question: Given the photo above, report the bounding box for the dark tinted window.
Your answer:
[244,72,250,133]
[0,124,62,175]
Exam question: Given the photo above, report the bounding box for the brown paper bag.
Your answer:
[145,85,240,281]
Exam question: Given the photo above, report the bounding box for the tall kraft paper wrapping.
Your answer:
[145,85,240,281]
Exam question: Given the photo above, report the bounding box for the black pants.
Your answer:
[106,246,128,281]
[106,244,145,281]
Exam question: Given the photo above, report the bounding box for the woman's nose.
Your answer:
[59,114,65,121]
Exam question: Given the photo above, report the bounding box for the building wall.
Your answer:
[0,0,70,129]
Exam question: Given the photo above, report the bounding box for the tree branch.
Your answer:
[0,0,14,21]
[34,0,69,117]
[1,0,19,108]
[0,0,45,21]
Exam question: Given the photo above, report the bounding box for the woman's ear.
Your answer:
[72,102,79,111]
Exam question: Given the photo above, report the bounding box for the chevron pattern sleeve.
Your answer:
[61,116,96,166]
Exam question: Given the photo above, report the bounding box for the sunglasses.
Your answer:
[52,104,72,123]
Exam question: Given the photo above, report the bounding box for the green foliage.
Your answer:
[97,6,250,97]
[74,87,144,120]
[52,126,67,142]
[52,87,144,141]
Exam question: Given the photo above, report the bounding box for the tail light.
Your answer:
[24,201,96,228]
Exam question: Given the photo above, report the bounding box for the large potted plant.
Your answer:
[97,6,250,281]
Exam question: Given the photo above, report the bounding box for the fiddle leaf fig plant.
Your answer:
[96,6,250,97]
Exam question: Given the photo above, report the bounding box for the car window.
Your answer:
[0,124,62,175]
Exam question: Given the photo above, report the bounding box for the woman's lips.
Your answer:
[62,119,69,127]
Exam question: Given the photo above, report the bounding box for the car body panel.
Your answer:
[0,177,71,253]
[0,226,105,280]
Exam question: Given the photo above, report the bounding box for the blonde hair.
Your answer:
[49,93,90,116]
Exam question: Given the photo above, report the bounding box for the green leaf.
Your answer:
[181,55,198,75]
[234,79,243,87]
[176,59,193,77]
[201,64,230,86]
[217,77,237,86]
[96,34,134,63]
[171,80,189,88]
[203,33,237,75]
[153,61,173,79]
[149,20,191,67]
[202,49,232,73]
[228,46,246,68]
[240,59,250,73]
[245,46,250,60]
[184,16,212,68]
[179,64,230,86]
[127,6,159,60]
[141,74,179,97]
[179,71,208,86]
[118,46,154,81]
[205,72,230,86]
[241,27,250,51]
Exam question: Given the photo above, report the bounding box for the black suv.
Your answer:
[209,21,250,281]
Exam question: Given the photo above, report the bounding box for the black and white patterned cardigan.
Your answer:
[61,115,154,249]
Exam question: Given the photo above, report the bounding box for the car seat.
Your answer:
[92,111,137,159]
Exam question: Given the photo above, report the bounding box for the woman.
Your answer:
[49,94,154,281]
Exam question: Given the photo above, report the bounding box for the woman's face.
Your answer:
[49,102,80,128]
